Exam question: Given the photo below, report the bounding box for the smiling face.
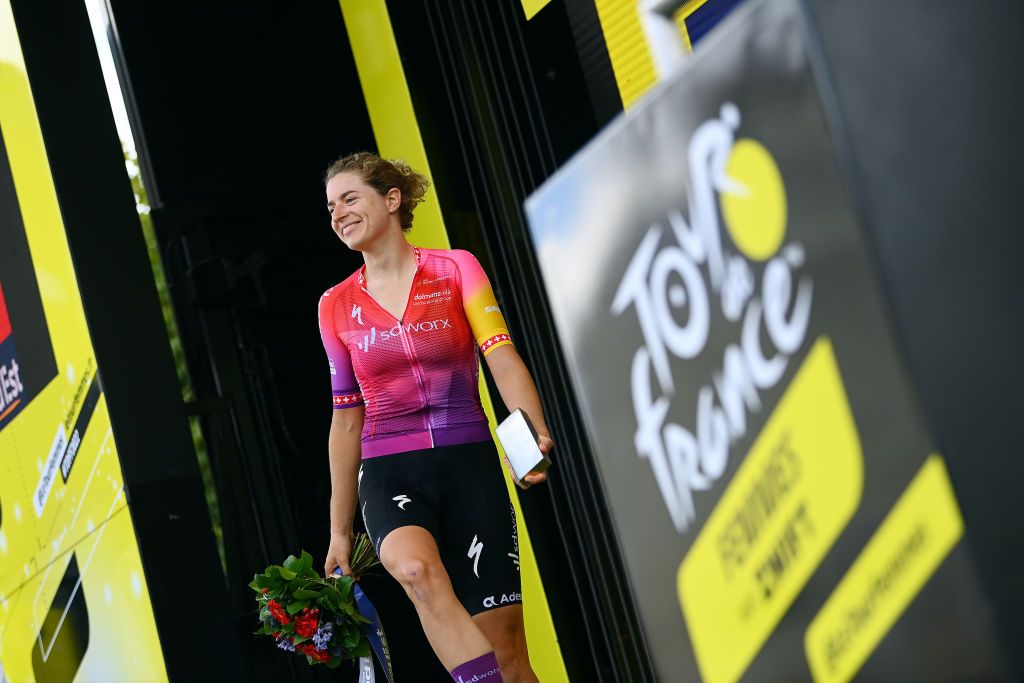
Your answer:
[326,171,401,251]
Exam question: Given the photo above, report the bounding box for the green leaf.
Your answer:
[326,658,341,670]
[283,555,302,573]
[278,568,297,580]
[300,550,313,571]
[286,599,310,615]
[351,639,371,658]
[324,592,342,612]
[293,589,320,600]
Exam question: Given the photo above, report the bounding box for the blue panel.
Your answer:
[686,0,746,46]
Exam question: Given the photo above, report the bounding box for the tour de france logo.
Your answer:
[613,102,814,535]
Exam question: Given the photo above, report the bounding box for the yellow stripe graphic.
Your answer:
[595,0,707,108]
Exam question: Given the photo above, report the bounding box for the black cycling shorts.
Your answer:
[357,439,522,616]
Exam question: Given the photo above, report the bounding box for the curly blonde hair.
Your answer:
[324,152,430,231]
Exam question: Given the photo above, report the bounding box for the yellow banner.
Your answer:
[805,455,964,682]
[678,337,863,683]
[0,2,168,679]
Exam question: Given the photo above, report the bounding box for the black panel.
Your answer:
[31,555,90,683]
[100,2,379,680]
[563,0,623,127]
[105,0,376,209]
[806,0,1024,675]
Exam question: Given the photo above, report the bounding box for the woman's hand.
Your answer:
[504,434,553,490]
[324,531,354,578]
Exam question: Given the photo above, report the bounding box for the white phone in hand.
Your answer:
[495,408,551,482]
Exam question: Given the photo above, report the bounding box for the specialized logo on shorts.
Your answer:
[392,494,412,510]
[484,305,500,314]
[467,535,484,578]
[482,591,522,609]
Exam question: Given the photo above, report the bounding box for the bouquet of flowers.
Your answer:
[250,537,381,668]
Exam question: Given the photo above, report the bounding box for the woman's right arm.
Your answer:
[324,405,364,576]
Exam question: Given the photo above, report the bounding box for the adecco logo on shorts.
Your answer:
[481,591,522,609]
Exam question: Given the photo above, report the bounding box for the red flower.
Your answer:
[295,641,331,663]
[267,599,291,625]
[294,608,320,638]
[262,588,269,594]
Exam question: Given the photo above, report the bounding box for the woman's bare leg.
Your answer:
[473,604,537,683]
[379,526,494,670]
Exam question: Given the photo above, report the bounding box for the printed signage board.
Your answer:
[525,1,1007,680]
[0,2,169,680]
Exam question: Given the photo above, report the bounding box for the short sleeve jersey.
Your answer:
[318,248,513,458]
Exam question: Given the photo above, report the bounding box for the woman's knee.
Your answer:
[388,556,442,601]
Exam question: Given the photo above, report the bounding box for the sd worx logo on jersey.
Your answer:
[613,103,813,535]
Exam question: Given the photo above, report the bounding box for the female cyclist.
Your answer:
[319,152,551,683]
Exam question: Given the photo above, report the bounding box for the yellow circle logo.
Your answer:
[720,138,787,261]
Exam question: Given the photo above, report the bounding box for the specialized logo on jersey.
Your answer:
[392,494,412,510]
[467,535,484,578]
[351,303,364,325]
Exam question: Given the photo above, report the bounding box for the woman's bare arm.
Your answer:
[484,344,552,488]
[324,406,364,575]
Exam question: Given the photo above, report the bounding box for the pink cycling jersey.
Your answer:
[318,248,513,458]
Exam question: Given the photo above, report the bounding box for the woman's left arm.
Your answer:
[484,344,553,488]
